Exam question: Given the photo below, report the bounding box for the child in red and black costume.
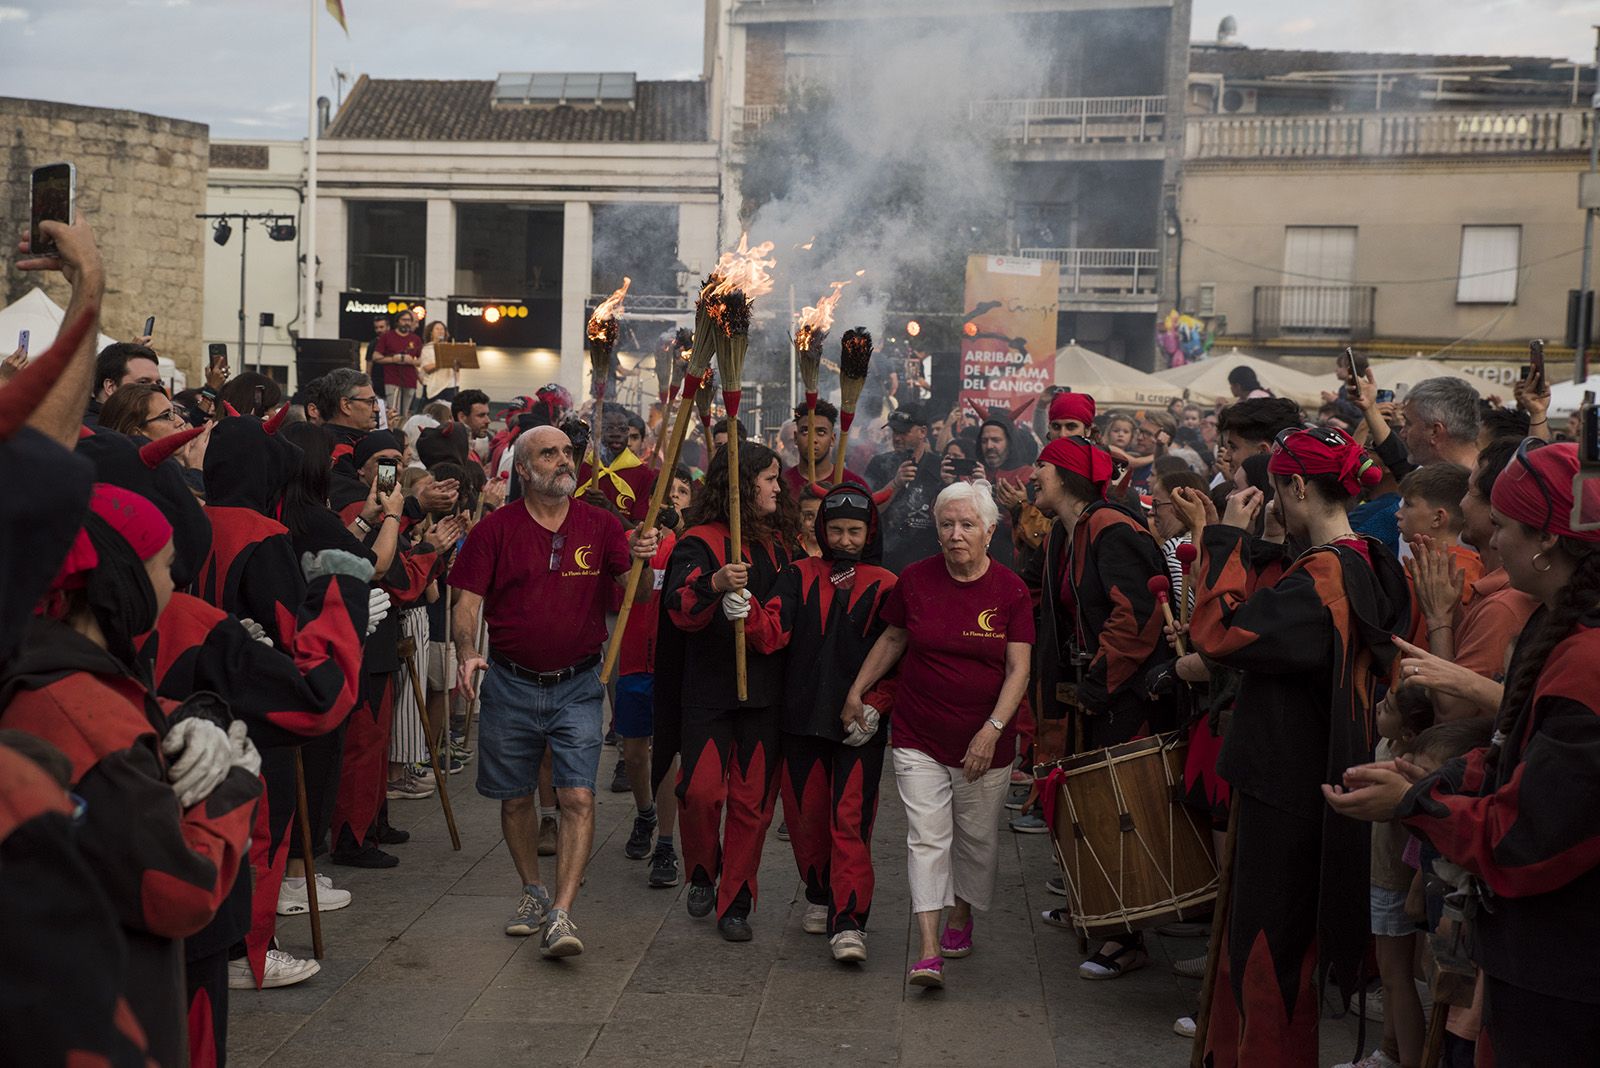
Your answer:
[2,485,262,1068]
[657,441,800,941]
[1180,426,1408,1068]
[745,483,897,963]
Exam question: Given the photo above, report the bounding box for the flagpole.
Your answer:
[304,0,319,348]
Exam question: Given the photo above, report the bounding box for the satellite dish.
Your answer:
[1217,15,1238,44]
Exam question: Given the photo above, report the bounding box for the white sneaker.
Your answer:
[830,930,867,963]
[1333,1051,1401,1068]
[1348,987,1385,1021]
[802,903,829,935]
[228,948,321,990]
[1172,1015,1196,1039]
[277,875,352,916]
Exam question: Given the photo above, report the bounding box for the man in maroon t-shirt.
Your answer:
[450,425,657,960]
[372,310,423,418]
[785,399,868,498]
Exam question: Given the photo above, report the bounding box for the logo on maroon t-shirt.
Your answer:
[563,544,600,576]
[962,607,1004,640]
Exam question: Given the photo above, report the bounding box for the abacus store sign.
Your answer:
[338,293,427,341]
[447,295,559,348]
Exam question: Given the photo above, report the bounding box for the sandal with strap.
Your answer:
[908,957,944,988]
[1078,941,1149,981]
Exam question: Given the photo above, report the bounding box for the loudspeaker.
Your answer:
[295,338,360,386]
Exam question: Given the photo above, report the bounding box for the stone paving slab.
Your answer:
[231,745,1371,1067]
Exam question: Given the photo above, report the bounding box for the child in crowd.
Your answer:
[1396,464,1482,585]
[797,493,823,557]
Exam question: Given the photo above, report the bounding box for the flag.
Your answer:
[326,0,347,33]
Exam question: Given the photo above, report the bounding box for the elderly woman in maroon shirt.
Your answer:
[843,479,1033,990]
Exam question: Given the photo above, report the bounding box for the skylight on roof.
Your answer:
[493,72,636,106]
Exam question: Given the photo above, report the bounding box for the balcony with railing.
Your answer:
[970,96,1166,145]
[731,104,786,143]
[1253,285,1376,340]
[1012,247,1161,301]
[1190,108,1593,161]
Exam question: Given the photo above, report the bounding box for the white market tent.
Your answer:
[0,286,185,391]
[1550,374,1600,416]
[1370,357,1484,395]
[1052,341,1184,407]
[1153,349,1328,408]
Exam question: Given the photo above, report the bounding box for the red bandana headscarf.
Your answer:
[1048,391,1096,426]
[1492,440,1600,543]
[1267,426,1381,497]
[1039,435,1115,499]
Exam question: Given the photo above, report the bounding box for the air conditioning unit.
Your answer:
[1220,87,1257,115]
[1198,284,1217,317]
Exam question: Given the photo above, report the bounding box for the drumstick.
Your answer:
[1175,542,1198,629]
[1148,575,1186,656]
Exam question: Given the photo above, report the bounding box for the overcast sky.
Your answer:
[0,0,1592,139]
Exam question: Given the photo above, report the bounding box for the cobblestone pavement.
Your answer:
[231,745,1367,1067]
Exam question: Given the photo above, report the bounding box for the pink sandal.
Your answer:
[907,957,944,987]
[939,917,974,958]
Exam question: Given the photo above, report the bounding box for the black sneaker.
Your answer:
[775,822,790,842]
[624,813,657,860]
[718,915,753,942]
[648,845,681,888]
[604,728,619,747]
[609,758,630,794]
[376,825,410,845]
[686,883,715,918]
[329,844,399,869]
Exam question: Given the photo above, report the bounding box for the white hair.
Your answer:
[934,478,1000,530]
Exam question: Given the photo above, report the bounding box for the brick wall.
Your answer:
[0,96,209,380]
[744,25,786,107]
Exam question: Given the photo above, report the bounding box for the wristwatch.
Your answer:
[986,717,1005,733]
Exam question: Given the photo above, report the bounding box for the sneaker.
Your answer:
[229,948,321,990]
[1172,955,1207,980]
[604,728,619,747]
[647,844,681,888]
[830,930,867,963]
[624,812,657,860]
[505,885,551,936]
[277,875,352,916]
[802,903,829,935]
[410,763,437,786]
[449,731,473,761]
[540,908,584,958]
[537,815,559,857]
[686,883,716,918]
[609,758,630,793]
[1173,1016,1196,1039]
[329,844,399,868]
[1333,1051,1402,1068]
[1008,810,1048,834]
[387,775,434,801]
[1045,875,1067,897]
[717,914,753,942]
[375,823,410,845]
[1348,987,1385,1022]
[775,821,790,842]
[1004,783,1032,811]
[939,916,973,958]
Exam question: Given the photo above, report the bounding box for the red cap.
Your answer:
[1048,391,1096,426]
[1038,435,1115,498]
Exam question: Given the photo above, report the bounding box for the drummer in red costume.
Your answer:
[1175,426,1408,1068]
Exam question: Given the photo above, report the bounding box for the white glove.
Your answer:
[844,705,881,748]
[162,719,233,808]
[237,617,273,647]
[366,588,391,636]
[227,720,261,779]
[721,588,751,621]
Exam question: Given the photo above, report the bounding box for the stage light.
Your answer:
[411,305,426,320]
[484,306,501,324]
[212,219,233,247]
[962,321,978,337]
[516,306,528,318]
[905,319,921,338]
[267,220,297,242]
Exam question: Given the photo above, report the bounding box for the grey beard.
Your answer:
[529,469,577,497]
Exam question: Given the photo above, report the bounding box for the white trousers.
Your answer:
[389,606,430,764]
[893,747,1010,914]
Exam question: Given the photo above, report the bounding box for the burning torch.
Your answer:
[833,327,874,483]
[793,280,850,486]
[584,276,631,483]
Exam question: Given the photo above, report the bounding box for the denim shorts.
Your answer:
[476,661,604,798]
[613,673,654,739]
[1370,884,1423,938]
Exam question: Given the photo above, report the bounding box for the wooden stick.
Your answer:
[1160,600,1187,656]
[725,423,748,701]
[1420,979,1450,1068]
[1191,799,1240,1068]
[806,400,818,485]
[599,373,706,684]
[406,651,460,850]
[292,748,325,959]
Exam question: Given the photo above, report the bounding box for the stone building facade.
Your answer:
[0,96,208,379]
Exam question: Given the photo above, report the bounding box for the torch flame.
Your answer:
[793,280,852,353]
[708,233,776,302]
[587,276,631,341]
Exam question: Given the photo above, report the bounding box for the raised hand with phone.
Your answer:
[1516,339,1551,441]
[16,188,105,447]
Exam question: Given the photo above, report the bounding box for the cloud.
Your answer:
[0,6,29,21]
[1278,17,1317,35]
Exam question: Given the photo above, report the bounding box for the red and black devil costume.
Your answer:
[656,463,796,924]
[1396,443,1600,1063]
[2,485,262,1068]
[1192,429,1406,1068]
[746,484,897,936]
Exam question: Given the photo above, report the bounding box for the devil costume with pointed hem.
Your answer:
[657,520,794,922]
[1190,526,1407,1068]
[745,485,896,935]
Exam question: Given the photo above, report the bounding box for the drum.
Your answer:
[1048,731,1218,938]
